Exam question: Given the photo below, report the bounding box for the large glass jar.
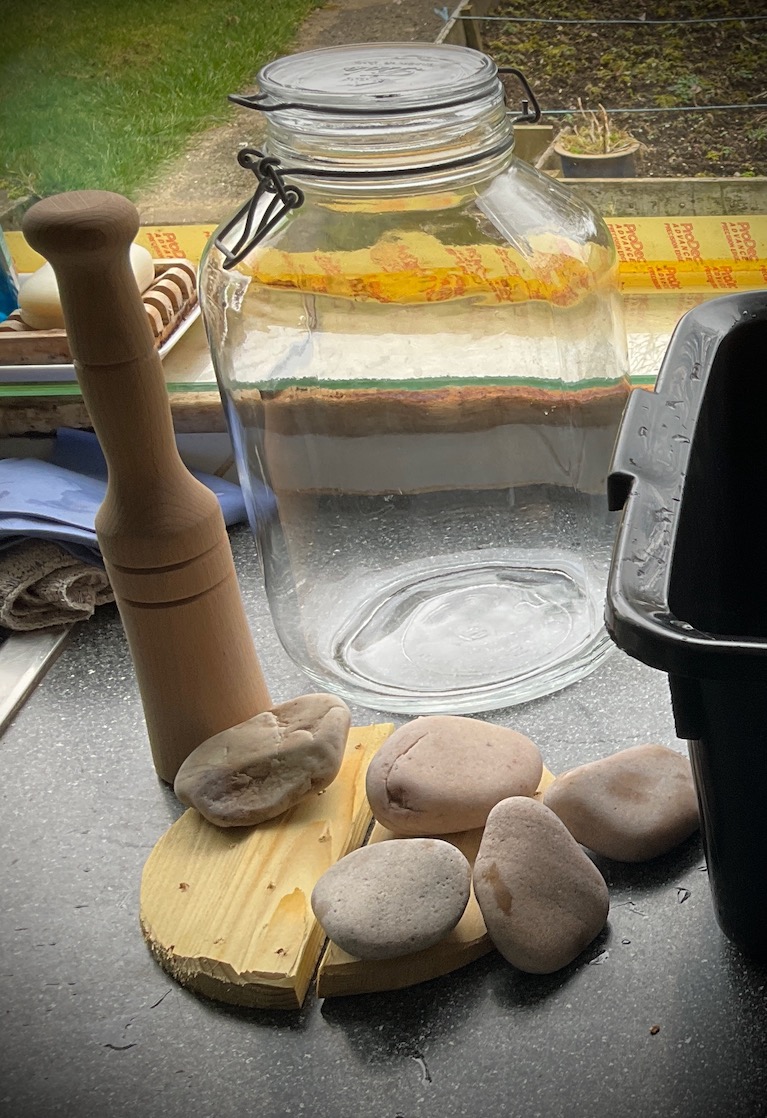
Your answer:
[200,43,630,714]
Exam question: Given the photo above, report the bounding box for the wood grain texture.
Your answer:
[316,766,556,998]
[140,724,393,1010]
[21,192,270,781]
[22,191,153,367]
[0,259,197,365]
[257,382,629,438]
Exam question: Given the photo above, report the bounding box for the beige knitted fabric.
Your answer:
[0,540,113,631]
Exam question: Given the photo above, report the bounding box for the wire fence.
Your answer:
[542,103,767,115]
[444,8,767,119]
[451,13,767,25]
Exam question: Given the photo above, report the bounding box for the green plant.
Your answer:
[706,147,734,164]
[556,102,637,156]
[0,0,320,201]
[745,120,767,144]
[670,74,713,106]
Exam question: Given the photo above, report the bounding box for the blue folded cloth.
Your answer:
[0,429,255,566]
[49,428,248,520]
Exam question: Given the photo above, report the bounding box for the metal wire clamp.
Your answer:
[215,67,540,269]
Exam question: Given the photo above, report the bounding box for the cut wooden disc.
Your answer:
[139,723,393,1010]
[315,766,556,999]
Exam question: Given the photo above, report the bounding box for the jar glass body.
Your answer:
[201,46,630,713]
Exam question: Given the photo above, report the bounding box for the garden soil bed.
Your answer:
[483,0,767,178]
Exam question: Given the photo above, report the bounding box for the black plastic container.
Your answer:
[606,290,767,958]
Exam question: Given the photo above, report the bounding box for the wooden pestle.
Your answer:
[23,190,271,783]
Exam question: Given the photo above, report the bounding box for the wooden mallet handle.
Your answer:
[24,190,271,782]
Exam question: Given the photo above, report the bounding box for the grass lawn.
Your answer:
[0,0,320,202]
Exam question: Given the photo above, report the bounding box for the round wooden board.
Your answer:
[139,724,393,1010]
[315,766,556,999]
[140,729,555,1008]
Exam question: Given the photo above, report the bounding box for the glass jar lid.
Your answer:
[257,42,499,113]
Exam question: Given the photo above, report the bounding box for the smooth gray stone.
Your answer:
[311,837,471,960]
[474,797,609,974]
[173,693,351,827]
[366,715,543,835]
[543,743,699,862]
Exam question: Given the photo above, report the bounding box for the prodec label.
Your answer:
[6,218,767,294]
[606,216,767,291]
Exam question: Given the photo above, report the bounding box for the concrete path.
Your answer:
[136,0,448,224]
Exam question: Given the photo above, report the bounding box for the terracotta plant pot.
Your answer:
[554,140,640,179]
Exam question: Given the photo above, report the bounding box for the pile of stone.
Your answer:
[172,700,699,976]
[314,716,698,974]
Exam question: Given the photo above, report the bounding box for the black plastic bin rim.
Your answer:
[606,289,767,683]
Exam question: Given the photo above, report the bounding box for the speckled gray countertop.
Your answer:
[2,526,766,1118]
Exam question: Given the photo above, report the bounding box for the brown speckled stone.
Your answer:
[474,797,609,974]
[365,715,543,836]
[543,743,699,862]
[173,694,351,827]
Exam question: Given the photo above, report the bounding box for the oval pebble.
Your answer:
[174,693,351,827]
[311,838,471,960]
[365,715,543,835]
[543,743,699,862]
[474,797,609,974]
